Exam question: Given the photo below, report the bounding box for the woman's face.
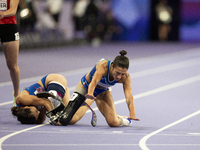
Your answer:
[111,65,127,81]
[25,106,40,120]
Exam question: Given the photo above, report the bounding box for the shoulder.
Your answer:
[93,60,109,76]
[96,60,109,70]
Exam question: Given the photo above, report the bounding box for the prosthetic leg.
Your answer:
[59,92,86,126]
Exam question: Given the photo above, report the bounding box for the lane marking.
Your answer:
[1,49,200,149]
[1,75,200,150]
[114,75,200,105]
[2,143,200,147]
[130,57,200,78]
[188,133,200,136]
[112,131,123,133]
[0,67,91,87]
[138,75,200,150]
[1,47,200,87]
[1,57,200,106]
[1,129,195,137]
[0,123,48,150]
[2,144,139,146]
[0,101,13,106]
[139,110,200,150]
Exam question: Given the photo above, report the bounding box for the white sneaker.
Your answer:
[118,115,132,126]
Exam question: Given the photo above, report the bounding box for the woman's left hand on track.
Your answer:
[128,116,140,121]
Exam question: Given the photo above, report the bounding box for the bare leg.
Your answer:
[96,90,122,127]
[69,82,94,124]
[2,40,20,97]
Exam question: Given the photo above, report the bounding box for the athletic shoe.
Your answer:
[118,115,132,126]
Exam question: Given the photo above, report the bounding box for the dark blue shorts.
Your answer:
[81,75,108,97]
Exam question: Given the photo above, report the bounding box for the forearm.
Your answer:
[126,97,136,117]
[2,9,17,17]
[31,96,54,111]
[87,81,97,95]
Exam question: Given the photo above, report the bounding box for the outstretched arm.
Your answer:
[85,63,107,99]
[122,74,140,121]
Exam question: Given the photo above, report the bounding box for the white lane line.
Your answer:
[138,75,200,150]
[2,144,139,147]
[0,67,91,87]
[139,110,200,150]
[1,75,200,150]
[130,57,200,78]
[0,123,48,150]
[1,56,200,107]
[2,143,200,147]
[0,75,200,150]
[0,101,13,106]
[1,47,200,87]
[114,75,200,106]
[1,49,200,149]
[188,133,200,136]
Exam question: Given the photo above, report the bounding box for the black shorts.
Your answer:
[0,24,20,43]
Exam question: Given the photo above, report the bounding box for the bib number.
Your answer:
[0,0,7,11]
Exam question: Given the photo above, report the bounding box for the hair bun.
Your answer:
[119,50,127,56]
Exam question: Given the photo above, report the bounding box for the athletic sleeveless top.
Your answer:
[88,59,118,88]
[16,75,48,110]
[0,0,17,24]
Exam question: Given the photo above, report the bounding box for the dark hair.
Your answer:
[112,50,129,69]
[11,107,36,124]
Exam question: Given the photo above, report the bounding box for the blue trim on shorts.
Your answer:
[81,75,108,97]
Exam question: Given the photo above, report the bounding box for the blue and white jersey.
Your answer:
[88,59,118,89]
[16,75,48,110]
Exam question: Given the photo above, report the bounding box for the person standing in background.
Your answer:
[0,0,20,105]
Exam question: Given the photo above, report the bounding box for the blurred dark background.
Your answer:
[1,0,200,49]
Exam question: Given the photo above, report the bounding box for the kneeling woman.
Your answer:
[11,74,70,124]
[59,50,140,127]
